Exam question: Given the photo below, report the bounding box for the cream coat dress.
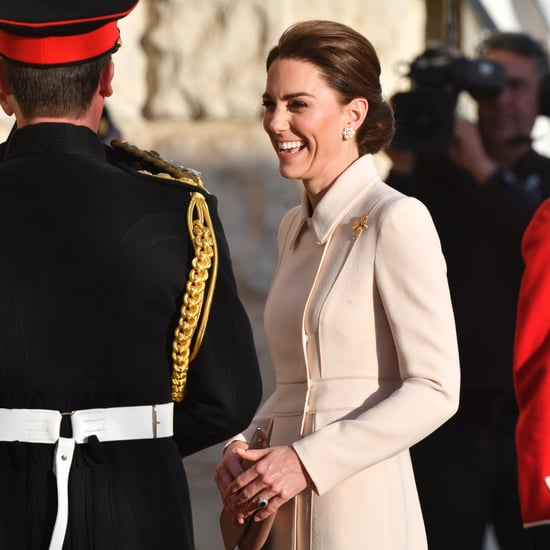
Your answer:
[239,154,460,549]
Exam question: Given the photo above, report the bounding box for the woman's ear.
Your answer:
[347,97,368,129]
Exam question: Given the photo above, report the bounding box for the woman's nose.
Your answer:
[264,106,289,133]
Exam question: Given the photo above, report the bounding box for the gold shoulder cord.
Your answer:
[171,192,218,401]
[111,140,218,402]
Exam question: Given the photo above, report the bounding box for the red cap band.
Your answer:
[0,21,120,65]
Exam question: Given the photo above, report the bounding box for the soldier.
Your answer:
[514,198,550,549]
[0,1,262,549]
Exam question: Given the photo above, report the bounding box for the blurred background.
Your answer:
[1,1,549,548]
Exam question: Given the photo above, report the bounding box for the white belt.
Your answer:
[0,402,174,550]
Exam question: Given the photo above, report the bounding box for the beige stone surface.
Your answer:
[118,0,425,122]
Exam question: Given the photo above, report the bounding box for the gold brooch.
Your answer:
[352,214,368,240]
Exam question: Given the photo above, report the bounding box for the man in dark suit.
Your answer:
[0,2,262,549]
[386,31,550,550]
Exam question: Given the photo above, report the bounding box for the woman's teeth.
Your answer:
[279,141,304,153]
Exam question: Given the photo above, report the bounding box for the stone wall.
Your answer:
[112,0,425,123]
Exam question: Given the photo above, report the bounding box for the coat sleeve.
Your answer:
[172,195,263,456]
[514,198,550,547]
[293,196,460,495]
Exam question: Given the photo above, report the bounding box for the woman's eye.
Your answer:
[289,100,307,110]
[261,100,275,111]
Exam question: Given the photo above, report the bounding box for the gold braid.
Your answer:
[110,140,218,402]
[171,192,218,401]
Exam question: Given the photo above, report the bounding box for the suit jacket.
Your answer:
[387,149,550,394]
[514,197,550,548]
[0,123,262,550]
[241,155,460,549]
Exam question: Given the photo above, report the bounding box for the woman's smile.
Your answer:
[277,140,306,155]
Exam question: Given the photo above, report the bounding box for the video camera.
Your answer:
[391,46,506,152]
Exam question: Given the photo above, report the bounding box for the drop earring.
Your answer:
[342,127,355,140]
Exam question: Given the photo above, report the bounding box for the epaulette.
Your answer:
[110,139,208,192]
[111,139,218,402]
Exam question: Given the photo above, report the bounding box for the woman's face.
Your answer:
[262,57,361,200]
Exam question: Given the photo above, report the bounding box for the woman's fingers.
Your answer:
[228,445,310,521]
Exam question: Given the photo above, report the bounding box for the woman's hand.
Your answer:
[214,440,249,523]
[225,445,311,524]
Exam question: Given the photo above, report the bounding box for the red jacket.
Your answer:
[514,197,550,546]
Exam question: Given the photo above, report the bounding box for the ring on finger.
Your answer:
[257,496,268,509]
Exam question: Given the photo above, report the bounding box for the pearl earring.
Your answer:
[342,127,355,140]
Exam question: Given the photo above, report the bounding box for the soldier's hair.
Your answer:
[266,20,395,156]
[2,53,111,119]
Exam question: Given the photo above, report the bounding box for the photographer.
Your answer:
[386,32,550,550]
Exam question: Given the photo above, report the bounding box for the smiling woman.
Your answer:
[259,21,394,209]
[261,57,367,206]
[215,19,461,550]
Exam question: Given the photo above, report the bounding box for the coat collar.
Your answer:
[2,123,106,162]
[289,154,381,247]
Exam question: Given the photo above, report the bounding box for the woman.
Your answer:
[215,20,460,549]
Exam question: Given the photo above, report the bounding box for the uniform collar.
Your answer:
[3,123,106,162]
[289,154,381,247]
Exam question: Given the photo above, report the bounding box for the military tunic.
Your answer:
[0,123,262,549]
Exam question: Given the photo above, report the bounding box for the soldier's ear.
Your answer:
[0,61,14,116]
[99,60,114,98]
[0,92,12,116]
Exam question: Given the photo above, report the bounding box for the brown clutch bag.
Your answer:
[219,428,276,550]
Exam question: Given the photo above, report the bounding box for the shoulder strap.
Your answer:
[110,139,206,189]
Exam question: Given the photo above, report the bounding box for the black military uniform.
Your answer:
[0,3,262,549]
